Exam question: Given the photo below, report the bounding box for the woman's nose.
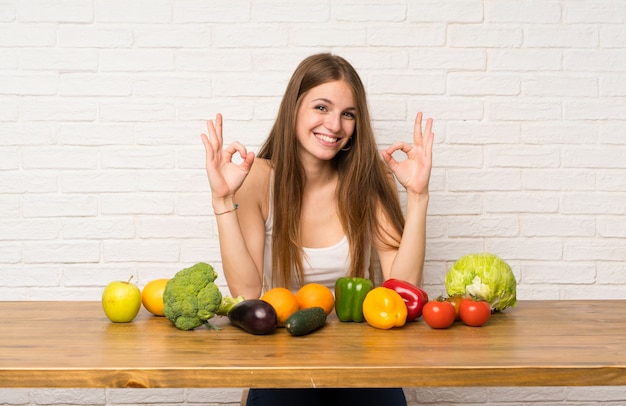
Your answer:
[325,112,342,133]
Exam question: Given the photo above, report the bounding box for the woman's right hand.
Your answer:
[201,113,255,206]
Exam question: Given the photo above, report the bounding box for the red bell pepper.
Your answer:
[381,278,429,322]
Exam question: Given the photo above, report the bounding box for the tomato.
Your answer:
[459,298,491,327]
[446,295,463,321]
[422,300,456,329]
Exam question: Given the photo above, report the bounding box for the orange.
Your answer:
[261,287,299,327]
[295,283,335,315]
[141,278,169,316]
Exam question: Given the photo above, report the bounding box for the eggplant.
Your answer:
[228,299,277,335]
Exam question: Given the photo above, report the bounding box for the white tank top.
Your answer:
[262,179,370,293]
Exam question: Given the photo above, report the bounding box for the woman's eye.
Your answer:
[315,105,327,112]
[343,111,355,119]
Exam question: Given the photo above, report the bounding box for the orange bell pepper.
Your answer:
[362,287,408,329]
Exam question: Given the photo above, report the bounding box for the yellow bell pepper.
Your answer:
[362,287,408,329]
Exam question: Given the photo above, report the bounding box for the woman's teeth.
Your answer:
[315,133,338,143]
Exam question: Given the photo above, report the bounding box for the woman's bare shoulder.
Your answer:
[236,157,272,214]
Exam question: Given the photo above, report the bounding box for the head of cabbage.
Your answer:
[444,253,517,311]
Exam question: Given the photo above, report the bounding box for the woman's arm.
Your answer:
[377,112,434,287]
[201,114,267,299]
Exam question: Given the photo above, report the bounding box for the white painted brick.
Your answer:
[448,216,519,238]
[103,240,179,262]
[0,73,58,96]
[20,99,97,121]
[19,0,93,23]
[339,49,409,70]
[62,264,137,287]
[600,73,626,96]
[23,241,100,263]
[447,122,520,145]
[101,147,175,169]
[564,0,626,24]
[563,146,626,168]
[291,25,367,47]
[407,386,487,403]
[597,216,626,237]
[488,49,563,71]
[0,172,57,193]
[521,215,596,237]
[596,262,626,284]
[407,98,484,121]
[600,123,626,145]
[334,0,406,22]
[134,75,212,98]
[180,240,222,265]
[369,73,445,95]
[486,146,560,168]
[488,386,565,402]
[521,122,598,144]
[21,48,98,71]
[0,148,18,170]
[408,0,483,22]
[62,217,136,240]
[561,192,626,215]
[138,171,208,192]
[0,48,18,69]
[368,24,446,47]
[99,102,176,122]
[600,24,626,47]
[564,50,626,72]
[175,193,213,216]
[561,284,626,299]
[213,24,289,48]
[57,25,133,48]
[488,100,562,121]
[22,147,99,169]
[252,0,329,22]
[32,388,105,404]
[99,50,175,72]
[409,48,486,71]
[1,98,21,121]
[22,195,98,218]
[0,243,21,264]
[2,124,56,146]
[565,238,626,261]
[524,169,595,191]
[597,169,626,191]
[524,24,598,48]
[61,171,137,193]
[101,193,174,215]
[138,216,211,238]
[485,0,561,23]
[0,265,60,287]
[448,73,521,96]
[108,388,185,403]
[59,124,134,146]
[484,191,560,214]
[0,23,55,46]
[487,238,563,260]
[565,386,626,401]
[59,74,133,97]
[0,1,16,22]
[134,26,211,48]
[435,145,483,168]
[0,388,30,404]
[212,72,289,97]
[448,24,523,47]
[173,0,250,23]
[176,99,255,121]
[0,196,20,217]
[523,74,598,97]
[96,0,171,23]
[447,169,522,191]
[186,387,244,403]
[0,219,60,240]
[177,50,250,73]
[426,238,485,261]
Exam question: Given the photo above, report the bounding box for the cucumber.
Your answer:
[285,307,327,336]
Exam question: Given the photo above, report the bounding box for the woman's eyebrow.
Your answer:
[312,98,356,110]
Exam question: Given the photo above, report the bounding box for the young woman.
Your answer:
[202,53,434,406]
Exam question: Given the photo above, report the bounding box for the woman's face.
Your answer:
[296,80,356,163]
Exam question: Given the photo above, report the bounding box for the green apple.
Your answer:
[102,276,142,323]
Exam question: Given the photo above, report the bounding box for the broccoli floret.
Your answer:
[162,262,244,331]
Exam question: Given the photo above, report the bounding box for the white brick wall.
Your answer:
[1,0,625,404]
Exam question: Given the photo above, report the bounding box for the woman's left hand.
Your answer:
[382,112,434,196]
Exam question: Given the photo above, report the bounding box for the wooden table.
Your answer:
[1,300,625,389]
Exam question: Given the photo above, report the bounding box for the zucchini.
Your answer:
[285,307,327,336]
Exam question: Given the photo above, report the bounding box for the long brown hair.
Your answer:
[258,53,405,289]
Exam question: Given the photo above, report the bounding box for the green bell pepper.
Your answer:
[334,277,373,322]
